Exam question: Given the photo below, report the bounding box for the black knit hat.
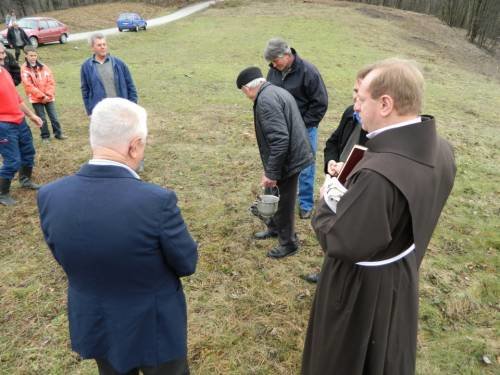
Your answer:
[236,67,263,89]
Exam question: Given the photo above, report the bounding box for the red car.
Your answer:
[1,17,69,48]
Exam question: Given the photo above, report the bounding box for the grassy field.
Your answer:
[1,0,499,373]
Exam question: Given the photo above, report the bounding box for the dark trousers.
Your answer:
[96,358,189,375]
[32,102,62,139]
[13,45,24,61]
[267,172,299,248]
[0,120,35,180]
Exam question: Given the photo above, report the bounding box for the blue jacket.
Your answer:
[80,55,138,115]
[37,164,198,373]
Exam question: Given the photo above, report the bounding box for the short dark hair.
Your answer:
[24,45,37,54]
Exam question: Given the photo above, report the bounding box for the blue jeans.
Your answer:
[298,127,318,212]
[32,102,62,139]
[0,120,36,180]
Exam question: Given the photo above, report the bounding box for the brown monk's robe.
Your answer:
[302,116,456,375]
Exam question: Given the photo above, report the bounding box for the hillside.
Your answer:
[0,1,498,374]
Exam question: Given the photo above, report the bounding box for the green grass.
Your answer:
[0,0,499,373]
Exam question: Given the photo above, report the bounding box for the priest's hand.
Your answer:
[261,174,277,188]
[327,160,344,176]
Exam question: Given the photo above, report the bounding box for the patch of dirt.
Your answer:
[356,6,404,21]
[307,0,500,82]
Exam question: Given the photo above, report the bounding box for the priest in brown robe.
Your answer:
[301,58,456,375]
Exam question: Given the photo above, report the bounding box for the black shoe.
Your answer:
[267,245,298,259]
[18,166,41,190]
[55,135,67,140]
[0,178,16,206]
[299,209,312,219]
[302,272,320,283]
[254,230,278,240]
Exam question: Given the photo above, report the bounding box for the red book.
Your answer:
[337,145,368,185]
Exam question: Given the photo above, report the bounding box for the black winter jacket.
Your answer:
[7,27,30,48]
[3,50,21,85]
[267,48,328,128]
[323,105,368,173]
[253,82,314,181]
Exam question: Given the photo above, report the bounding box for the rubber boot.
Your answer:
[18,166,41,190]
[0,177,16,206]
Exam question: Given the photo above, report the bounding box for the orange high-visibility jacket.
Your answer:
[21,61,56,104]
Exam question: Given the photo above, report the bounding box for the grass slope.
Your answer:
[0,1,498,374]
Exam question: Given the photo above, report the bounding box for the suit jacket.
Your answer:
[37,164,198,373]
[323,105,368,174]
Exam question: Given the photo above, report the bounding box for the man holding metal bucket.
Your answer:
[237,67,313,258]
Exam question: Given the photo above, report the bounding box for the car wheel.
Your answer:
[118,28,123,32]
[59,34,68,44]
[29,36,38,48]
[143,24,147,30]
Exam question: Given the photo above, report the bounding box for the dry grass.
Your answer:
[0,0,499,374]
[1,2,179,33]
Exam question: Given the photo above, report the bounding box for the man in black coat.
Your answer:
[304,71,370,283]
[237,67,314,258]
[265,38,328,219]
[7,22,30,61]
[323,72,369,175]
[0,43,21,85]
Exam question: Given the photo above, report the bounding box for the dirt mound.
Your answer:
[311,0,500,81]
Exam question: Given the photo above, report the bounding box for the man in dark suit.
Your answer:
[304,70,370,283]
[37,98,198,375]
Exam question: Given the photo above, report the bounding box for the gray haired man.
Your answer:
[264,38,329,219]
[237,67,313,258]
[37,98,197,375]
[80,33,138,116]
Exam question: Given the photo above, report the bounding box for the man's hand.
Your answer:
[327,160,344,176]
[30,114,43,128]
[19,102,43,128]
[261,174,277,188]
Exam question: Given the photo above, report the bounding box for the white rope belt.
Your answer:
[356,243,415,267]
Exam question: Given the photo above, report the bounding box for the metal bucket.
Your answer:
[256,187,280,218]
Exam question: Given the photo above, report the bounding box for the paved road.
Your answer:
[68,0,216,43]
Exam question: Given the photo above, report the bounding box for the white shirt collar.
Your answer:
[367,117,421,139]
[88,159,140,179]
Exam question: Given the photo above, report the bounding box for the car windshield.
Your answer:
[18,19,38,30]
[118,14,135,21]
